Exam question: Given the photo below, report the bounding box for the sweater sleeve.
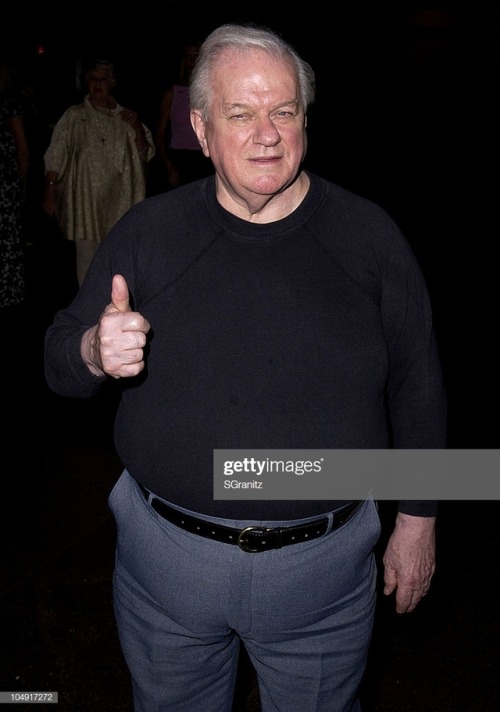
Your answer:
[380,231,447,517]
[44,317,108,399]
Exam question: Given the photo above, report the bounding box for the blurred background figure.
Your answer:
[0,54,30,315]
[153,42,212,191]
[42,58,155,286]
[16,63,54,252]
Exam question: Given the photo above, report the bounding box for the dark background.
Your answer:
[1,3,499,710]
[5,5,500,436]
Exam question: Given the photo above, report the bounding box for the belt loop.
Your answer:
[137,482,152,504]
[276,527,283,549]
[323,511,335,536]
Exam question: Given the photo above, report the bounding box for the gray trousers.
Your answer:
[109,470,381,712]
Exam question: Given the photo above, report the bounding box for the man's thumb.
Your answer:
[110,274,131,312]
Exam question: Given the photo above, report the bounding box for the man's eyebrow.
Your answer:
[223,99,299,111]
[274,99,300,109]
[223,102,250,111]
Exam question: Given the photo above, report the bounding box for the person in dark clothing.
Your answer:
[44,23,447,712]
[0,55,29,311]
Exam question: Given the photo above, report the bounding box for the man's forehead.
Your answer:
[209,50,300,110]
[214,47,296,77]
[214,64,298,96]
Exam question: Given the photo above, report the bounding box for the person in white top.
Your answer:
[42,59,155,286]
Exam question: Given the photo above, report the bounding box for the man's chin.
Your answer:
[248,174,295,196]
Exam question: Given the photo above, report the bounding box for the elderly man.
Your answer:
[45,23,446,712]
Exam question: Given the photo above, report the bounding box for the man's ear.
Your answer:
[191,110,210,157]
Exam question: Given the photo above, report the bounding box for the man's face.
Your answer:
[192,49,307,207]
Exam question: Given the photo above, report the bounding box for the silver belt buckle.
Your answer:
[237,525,273,553]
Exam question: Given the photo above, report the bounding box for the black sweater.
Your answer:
[44,173,447,519]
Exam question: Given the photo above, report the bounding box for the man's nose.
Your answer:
[252,117,280,145]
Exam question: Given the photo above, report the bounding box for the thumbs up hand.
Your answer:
[109,272,133,314]
[82,275,151,379]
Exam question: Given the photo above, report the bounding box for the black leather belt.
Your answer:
[138,484,362,553]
